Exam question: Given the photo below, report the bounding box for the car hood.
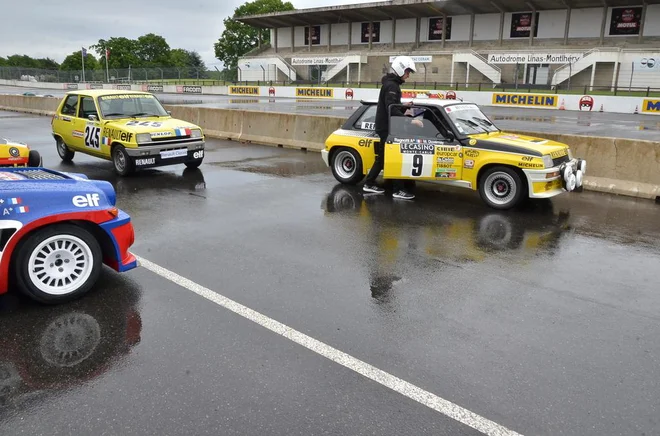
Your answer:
[103,117,199,135]
[468,131,569,156]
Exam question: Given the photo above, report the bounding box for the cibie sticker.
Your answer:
[0,172,25,181]
[361,122,375,130]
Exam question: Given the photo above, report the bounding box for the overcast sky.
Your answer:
[0,0,374,68]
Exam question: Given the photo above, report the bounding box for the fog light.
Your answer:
[576,170,583,187]
[567,173,577,191]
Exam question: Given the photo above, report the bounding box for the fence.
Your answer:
[0,66,217,84]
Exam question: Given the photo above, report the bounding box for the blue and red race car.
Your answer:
[0,167,137,304]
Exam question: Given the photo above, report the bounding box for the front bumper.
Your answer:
[321,149,330,167]
[99,210,138,273]
[523,158,587,199]
[126,140,205,169]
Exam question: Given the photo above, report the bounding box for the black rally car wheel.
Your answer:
[56,138,75,162]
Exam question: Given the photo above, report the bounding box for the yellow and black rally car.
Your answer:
[51,90,205,176]
[321,99,587,209]
[1,137,42,168]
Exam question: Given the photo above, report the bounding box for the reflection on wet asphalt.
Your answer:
[1,111,660,436]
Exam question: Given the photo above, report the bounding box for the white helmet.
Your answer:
[391,56,417,77]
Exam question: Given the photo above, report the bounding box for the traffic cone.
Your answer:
[599,104,603,112]
[559,99,566,110]
[634,105,639,114]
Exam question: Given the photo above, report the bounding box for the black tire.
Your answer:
[112,144,135,176]
[478,166,526,210]
[28,150,42,167]
[12,223,103,305]
[330,147,364,185]
[185,159,203,169]
[56,137,75,162]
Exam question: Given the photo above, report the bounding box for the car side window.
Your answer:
[354,105,377,131]
[78,96,99,119]
[60,95,78,116]
[388,105,448,140]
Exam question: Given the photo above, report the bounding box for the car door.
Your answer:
[73,95,102,155]
[54,94,80,146]
[383,105,463,181]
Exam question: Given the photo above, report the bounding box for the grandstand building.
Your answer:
[235,0,660,90]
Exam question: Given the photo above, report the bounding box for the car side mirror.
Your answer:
[88,114,98,122]
[446,132,455,142]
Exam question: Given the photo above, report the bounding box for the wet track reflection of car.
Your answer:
[0,274,141,414]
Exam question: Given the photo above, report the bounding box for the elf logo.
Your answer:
[72,193,101,208]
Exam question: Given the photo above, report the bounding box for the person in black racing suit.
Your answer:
[363,55,422,201]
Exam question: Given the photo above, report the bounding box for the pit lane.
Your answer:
[1,111,660,436]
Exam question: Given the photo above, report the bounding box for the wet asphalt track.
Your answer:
[2,84,660,141]
[1,111,660,436]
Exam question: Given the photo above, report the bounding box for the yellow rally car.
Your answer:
[51,90,205,176]
[1,137,42,168]
[322,99,587,209]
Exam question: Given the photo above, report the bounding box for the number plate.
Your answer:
[160,149,188,159]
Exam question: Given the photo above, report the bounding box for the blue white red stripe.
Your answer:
[8,197,21,205]
[175,128,192,136]
[16,206,29,214]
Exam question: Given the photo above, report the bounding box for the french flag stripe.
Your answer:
[18,206,29,213]
[9,197,21,205]
[175,128,192,136]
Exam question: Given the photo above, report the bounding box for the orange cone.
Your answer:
[559,99,566,110]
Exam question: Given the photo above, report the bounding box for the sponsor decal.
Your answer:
[135,158,156,166]
[269,87,276,97]
[402,90,444,99]
[8,147,19,157]
[72,130,84,138]
[579,96,594,111]
[229,86,260,96]
[361,122,375,130]
[101,94,156,100]
[66,83,78,90]
[635,58,658,70]
[295,88,334,98]
[469,139,477,146]
[142,84,163,92]
[493,93,557,107]
[151,131,172,138]
[193,150,204,159]
[0,173,24,181]
[642,99,660,113]
[435,168,457,178]
[445,91,457,100]
[550,149,568,159]
[102,128,134,143]
[177,85,202,94]
[160,149,188,159]
[519,162,545,169]
[610,7,642,35]
[101,137,112,146]
[464,159,475,169]
[72,193,100,208]
[389,56,433,63]
[291,57,343,66]
[88,83,104,89]
[488,53,583,64]
[437,157,454,164]
[400,142,435,154]
[436,146,457,153]
[174,128,192,136]
[465,149,479,158]
[115,84,132,90]
[358,139,373,147]
[345,89,354,100]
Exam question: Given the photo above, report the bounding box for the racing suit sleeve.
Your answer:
[383,83,405,117]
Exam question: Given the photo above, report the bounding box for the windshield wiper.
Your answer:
[456,117,489,135]
[103,112,125,117]
[130,112,160,118]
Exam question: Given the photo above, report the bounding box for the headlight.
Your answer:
[542,155,553,168]
[136,133,151,144]
[190,129,203,139]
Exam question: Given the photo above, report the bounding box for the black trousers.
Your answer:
[364,132,414,192]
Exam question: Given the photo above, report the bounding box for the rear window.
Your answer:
[354,105,377,131]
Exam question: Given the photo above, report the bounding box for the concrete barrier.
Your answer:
[1,94,658,200]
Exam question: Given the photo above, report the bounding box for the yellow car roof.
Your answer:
[65,89,153,97]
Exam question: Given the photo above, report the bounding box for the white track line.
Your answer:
[136,255,523,436]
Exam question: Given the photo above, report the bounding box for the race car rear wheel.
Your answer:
[12,223,103,304]
[28,150,42,167]
[478,166,525,210]
[331,147,364,185]
[112,145,135,176]
[56,138,75,162]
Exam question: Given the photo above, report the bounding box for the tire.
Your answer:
[112,145,135,176]
[478,166,526,210]
[28,150,42,167]
[56,138,75,162]
[185,159,203,169]
[330,147,364,185]
[12,223,103,305]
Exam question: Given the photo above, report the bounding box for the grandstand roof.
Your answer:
[235,0,660,28]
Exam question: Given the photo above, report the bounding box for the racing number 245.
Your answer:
[84,125,100,149]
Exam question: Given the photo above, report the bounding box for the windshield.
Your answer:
[443,104,499,136]
[98,94,169,119]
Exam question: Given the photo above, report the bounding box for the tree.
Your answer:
[36,58,60,70]
[90,37,141,69]
[0,57,7,67]
[214,0,294,80]
[60,50,100,71]
[137,33,171,66]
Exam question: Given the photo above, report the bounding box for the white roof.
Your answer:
[361,98,474,107]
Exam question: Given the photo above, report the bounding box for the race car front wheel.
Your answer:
[331,147,364,185]
[112,145,135,176]
[478,166,525,210]
[13,224,103,304]
[56,138,75,162]
[28,150,42,167]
